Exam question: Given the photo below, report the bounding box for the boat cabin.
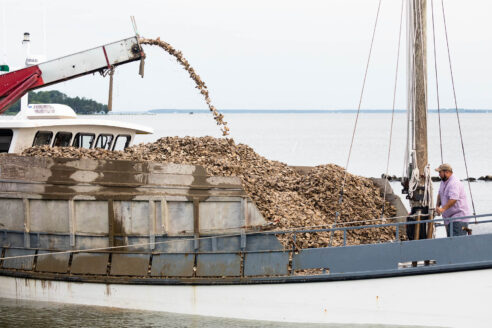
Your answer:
[0,104,153,153]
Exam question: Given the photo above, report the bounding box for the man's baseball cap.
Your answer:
[435,163,453,172]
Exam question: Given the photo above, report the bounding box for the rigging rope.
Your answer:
[440,0,477,221]
[431,0,444,164]
[0,212,443,261]
[382,0,405,217]
[2,210,488,261]
[330,0,383,246]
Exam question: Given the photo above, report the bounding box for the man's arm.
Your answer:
[441,199,457,211]
[436,194,441,207]
[436,199,457,215]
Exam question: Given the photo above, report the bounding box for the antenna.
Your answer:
[130,16,139,38]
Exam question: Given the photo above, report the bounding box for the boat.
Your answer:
[0,103,153,153]
[0,33,153,154]
[0,4,491,328]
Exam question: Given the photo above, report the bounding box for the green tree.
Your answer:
[6,91,108,114]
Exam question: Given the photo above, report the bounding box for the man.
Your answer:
[435,163,471,237]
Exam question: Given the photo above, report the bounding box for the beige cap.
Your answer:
[435,163,453,172]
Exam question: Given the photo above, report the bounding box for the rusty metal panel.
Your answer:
[113,236,150,252]
[199,201,242,234]
[36,251,70,273]
[166,201,194,236]
[154,237,194,253]
[199,236,241,252]
[37,234,70,250]
[0,199,24,230]
[246,201,266,227]
[30,200,69,233]
[2,231,23,247]
[113,201,149,235]
[110,253,150,276]
[2,248,35,270]
[155,200,166,235]
[151,253,194,277]
[71,253,109,275]
[75,236,109,250]
[197,254,240,277]
[244,252,289,276]
[75,201,108,234]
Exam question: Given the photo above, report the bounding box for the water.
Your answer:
[0,298,425,328]
[102,112,492,178]
[2,112,490,327]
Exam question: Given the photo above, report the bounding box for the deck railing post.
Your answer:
[291,232,297,276]
[343,229,347,246]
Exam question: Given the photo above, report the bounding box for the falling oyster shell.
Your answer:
[139,37,229,136]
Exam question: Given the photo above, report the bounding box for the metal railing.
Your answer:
[260,213,492,247]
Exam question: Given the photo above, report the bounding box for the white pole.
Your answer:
[21,33,31,111]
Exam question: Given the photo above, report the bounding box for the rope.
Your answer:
[382,0,405,217]
[408,151,420,198]
[440,0,477,221]
[331,0,383,246]
[8,208,492,261]
[403,0,421,181]
[423,164,434,208]
[431,0,444,163]
[0,213,429,261]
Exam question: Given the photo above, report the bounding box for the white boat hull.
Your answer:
[1,269,490,327]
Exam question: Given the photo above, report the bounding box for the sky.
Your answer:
[2,0,492,112]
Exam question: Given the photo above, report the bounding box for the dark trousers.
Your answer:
[445,221,468,237]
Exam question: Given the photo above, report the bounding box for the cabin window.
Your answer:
[94,134,114,150]
[112,135,131,151]
[53,132,73,147]
[0,129,13,153]
[72,133,95,149]
[33,131,53,147]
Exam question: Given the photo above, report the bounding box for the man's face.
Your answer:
[439,170,452,181]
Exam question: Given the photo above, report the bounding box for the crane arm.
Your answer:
[0,36,144,113]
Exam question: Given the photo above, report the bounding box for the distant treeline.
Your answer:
[6,90,108,114]
[149,109,492,114]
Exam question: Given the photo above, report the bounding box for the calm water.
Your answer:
[0,298,429,328]
[2,112,489,327]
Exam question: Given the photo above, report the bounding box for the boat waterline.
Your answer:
[0,269,489,328]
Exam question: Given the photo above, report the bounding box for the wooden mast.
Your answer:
[409,0,431,240]
[414,0,427,181]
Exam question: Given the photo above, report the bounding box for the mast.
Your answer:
[405,0,432,240]
[413,0,428,181]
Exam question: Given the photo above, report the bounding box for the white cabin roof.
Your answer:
[0,104,153,135]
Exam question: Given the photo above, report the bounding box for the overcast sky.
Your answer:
[2,0,492,111]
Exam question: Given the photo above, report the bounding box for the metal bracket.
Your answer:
[149,200,156,250]
[23,198,30,248]
[68,199,76,247]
